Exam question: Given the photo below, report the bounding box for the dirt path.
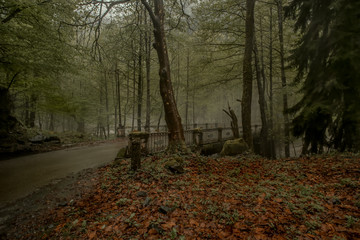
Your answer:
[0,139,126,207]
[0,139,128,238]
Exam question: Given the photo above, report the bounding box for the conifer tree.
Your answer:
[286,0,360,153]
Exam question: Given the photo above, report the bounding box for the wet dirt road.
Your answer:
[0,140,126,207]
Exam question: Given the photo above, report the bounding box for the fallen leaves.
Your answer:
[7,153,360,239]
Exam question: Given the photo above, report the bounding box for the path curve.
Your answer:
[0,140,127,207]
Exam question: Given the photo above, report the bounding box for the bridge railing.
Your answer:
[128,125,260,155]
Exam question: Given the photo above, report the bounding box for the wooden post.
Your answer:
[192,129,203,146]
[218,128,223,142]
[131,138,141,171]
[199,131,203,145]
[192,130,197,145]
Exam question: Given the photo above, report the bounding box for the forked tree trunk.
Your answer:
[141,0,185,150]
[241,0,255,149]
[223,104,240,139]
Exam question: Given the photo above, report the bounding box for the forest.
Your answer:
[1,0,358,157]
[1,0,360,239]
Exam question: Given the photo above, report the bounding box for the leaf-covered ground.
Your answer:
[6,153,360,239]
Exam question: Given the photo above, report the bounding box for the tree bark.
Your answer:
[28,94,37,128]
[132,55,136,131]
[115,63,122,129]
[104,70,110,138]
[241,0,255,149]
[277,0,290,157]
[185,49,190,130]
[137,6,143,131]
[141,0,186,150]
[49,113,54,131]
[268,6,276,158]
[254,35,269,157]
[145,9,151,133]
[125,60,130,128]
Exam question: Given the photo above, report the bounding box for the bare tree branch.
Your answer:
[7,71,21,90]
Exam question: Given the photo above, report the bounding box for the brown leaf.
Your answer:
[189,219,198,226]
[162,219,176,229]
[148,228,157,235]
[88,231,97,239]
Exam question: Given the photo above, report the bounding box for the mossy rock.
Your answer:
[220,138,249,156]
[200,142,224,156]
[116,147,129,159]
[164,157,185,174]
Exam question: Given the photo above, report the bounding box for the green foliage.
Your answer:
[286,0,360,152]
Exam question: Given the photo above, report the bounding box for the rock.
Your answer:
[29,134,45,143]
[116,147,128,159]
[44,135,61,144]
[164,159,184,174]
[136,191,147,197]
[58,202,67,207]
[143,197,152,207]
[201,142,224,156]
[220,138,249,156]
[158,205,173,214]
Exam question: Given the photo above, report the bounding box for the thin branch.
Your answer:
[7,72,21,90]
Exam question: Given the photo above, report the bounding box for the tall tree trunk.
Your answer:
[193,89,195,127]
[115,63,122,130]
[254,35,269,157]
[132,56,136,131]
[277,0,290,157]
[25,96,30,127]
[145,10,151,133]
[112,66,117,135]
[104,71,110,138]
[185,49,190,130]
[99,80,104,139]
[142,0,186,150]
[137,7,143,131]
[125,60,130,128]
[0,87,14,134]
[28,94,37,128]
[241,0,256,149]
[176,41,180,102]
[49,113,54,131]
[268,6,276,158]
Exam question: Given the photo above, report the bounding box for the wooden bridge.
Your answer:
[128,125,261,154]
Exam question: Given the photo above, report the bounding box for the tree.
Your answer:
[141,0,186,150]
[276,0,290,157]
[241,0,256,149]
[92,0,186,148]
[0,0,81,132]
[286,0,360,152]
